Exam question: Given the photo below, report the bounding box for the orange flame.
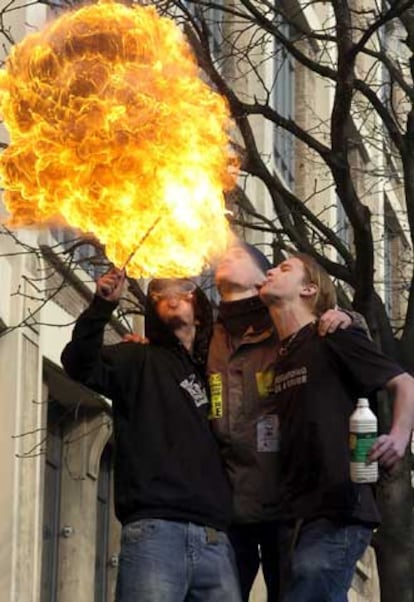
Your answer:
[0,1,237,277]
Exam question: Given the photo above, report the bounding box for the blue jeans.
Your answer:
[280,518,372,602]
[116,519,242,602]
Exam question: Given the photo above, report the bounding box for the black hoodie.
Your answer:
[61,285,232,530]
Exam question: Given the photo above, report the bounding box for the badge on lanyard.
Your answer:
[257,415,279,452]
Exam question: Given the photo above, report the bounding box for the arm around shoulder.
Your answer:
[318,308,370,337]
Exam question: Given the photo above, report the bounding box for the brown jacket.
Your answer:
[208,319,281,524]
[207,304,367,524]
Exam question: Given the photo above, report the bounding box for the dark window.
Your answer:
[273,21,295,189]
[41,401,65,602]
[50,228,107,280]
[95,445,112,602]
[181,0,224,58]
[383,218,394,316]
[207,0,224,58]
[337,199,351,254]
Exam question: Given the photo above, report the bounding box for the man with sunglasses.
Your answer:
[61,269,241,602]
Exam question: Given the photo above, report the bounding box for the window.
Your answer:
[94,445,112,602]
[207,0,224,58]
[273,21,295,189]
[383,219,394,316]
[378,17,392,150]
[50,228,106,280]
[181,0,224,58]
[41,400,65,602]
[382,198,404,320]
[336,200,351,249]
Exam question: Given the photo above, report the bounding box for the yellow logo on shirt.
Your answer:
[256,370,275,398]
[208,373,223,419]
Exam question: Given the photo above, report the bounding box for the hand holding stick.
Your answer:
[96,267,126,302]
[97,214,162,301]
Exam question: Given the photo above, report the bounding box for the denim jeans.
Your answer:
[115,519,242,602]
[280,518,372,602]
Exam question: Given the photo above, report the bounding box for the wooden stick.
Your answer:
[121,214,162,269]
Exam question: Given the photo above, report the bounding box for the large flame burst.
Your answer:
[0,1,237,277]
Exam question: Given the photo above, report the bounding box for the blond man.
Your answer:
[260,254,414,602]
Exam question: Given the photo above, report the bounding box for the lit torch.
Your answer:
[0,1,238,277]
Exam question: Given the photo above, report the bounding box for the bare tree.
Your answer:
[1,0,414,598]
[0,224,147,339]
[152,0,414,600]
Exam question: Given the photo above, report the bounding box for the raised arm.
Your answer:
[368,372,414,469]
[61,268,125,397]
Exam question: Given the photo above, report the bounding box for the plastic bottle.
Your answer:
[349,398,378,483]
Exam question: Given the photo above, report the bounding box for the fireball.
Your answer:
[0,1,237,277]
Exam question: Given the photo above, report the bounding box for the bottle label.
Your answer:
[349,432,377,462]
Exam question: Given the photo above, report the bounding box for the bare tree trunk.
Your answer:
[374,451,414,602]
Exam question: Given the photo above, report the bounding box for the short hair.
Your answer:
[293,253,337,316]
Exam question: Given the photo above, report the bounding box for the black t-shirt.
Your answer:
[271,323,404,525]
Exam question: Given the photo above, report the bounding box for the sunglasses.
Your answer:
[148,280,196,303]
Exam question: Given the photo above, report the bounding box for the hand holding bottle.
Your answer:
[368,428,410,470]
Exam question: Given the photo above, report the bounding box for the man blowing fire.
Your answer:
[61,268,241,602]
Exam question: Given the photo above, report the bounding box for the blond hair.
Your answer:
[293,253,337,316]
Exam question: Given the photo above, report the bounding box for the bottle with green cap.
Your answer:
[349,398,378,483]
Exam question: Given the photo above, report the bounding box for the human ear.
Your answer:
[301,282,318,298]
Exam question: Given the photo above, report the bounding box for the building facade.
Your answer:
[0,1,411,601]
